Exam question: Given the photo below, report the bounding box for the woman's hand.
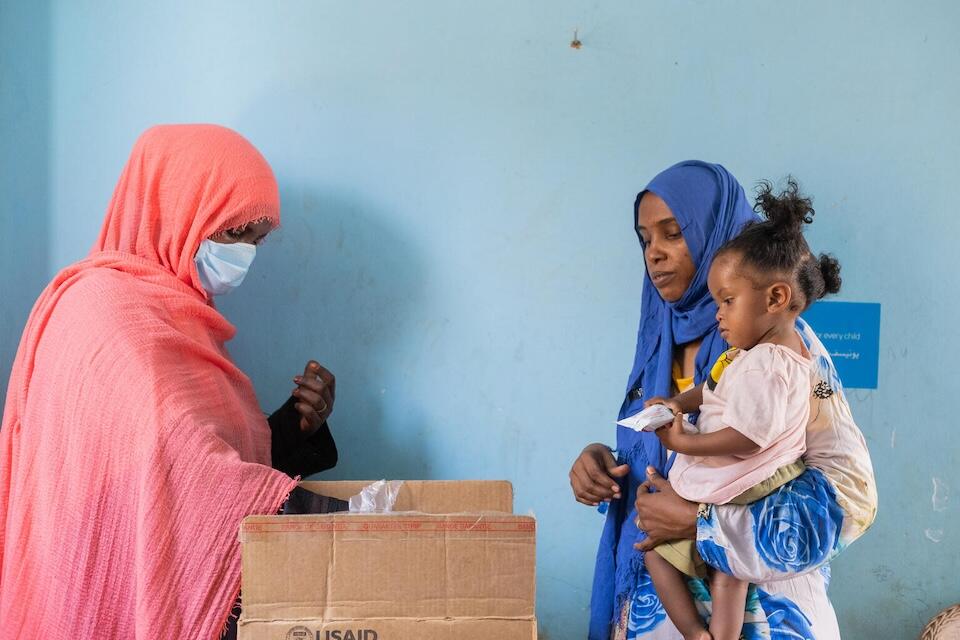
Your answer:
[633,466,699,551]
[569,443,630,506]
[290,360,336,435]
[644,395,683,415]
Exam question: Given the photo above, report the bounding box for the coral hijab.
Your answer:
[0,125,297,639]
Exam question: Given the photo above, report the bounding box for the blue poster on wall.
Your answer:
[801,301,881,389]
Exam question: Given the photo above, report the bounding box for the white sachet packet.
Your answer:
[617,404,699,434]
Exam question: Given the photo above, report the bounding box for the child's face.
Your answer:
[707,253,775,349]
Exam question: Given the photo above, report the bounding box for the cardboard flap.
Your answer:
[240,513,536,621]
[296,480,514,513]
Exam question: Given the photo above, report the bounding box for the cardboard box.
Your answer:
[297,480,515,514]
[238,481,536,640]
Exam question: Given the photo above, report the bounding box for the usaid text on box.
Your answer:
[286,627,377,640]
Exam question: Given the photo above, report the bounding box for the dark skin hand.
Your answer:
[209,224,337,437]
[633,466,699,551]
[569,443,631,506]
[291,360,336,435]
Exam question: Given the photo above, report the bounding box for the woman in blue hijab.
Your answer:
[571,161,877,639]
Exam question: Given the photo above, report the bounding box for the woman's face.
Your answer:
[209,219,273,245]
[635,193,697,302]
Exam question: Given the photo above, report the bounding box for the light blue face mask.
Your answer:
[194,239,257,296]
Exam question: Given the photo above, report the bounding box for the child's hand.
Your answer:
[654,411,685,449]
[644,396,683,416]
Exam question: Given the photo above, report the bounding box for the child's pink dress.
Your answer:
[670,342,811,505]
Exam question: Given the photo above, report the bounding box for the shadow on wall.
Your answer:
[221,183,432,481]
[0,1,51,409]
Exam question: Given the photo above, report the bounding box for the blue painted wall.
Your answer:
[3,1,959,637]
[0,1,50,407]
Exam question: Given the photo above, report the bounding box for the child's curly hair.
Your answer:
[717,177,841,311]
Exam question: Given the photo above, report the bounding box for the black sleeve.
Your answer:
[267,396,338,478]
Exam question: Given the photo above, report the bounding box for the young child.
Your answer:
[642,179,842,640]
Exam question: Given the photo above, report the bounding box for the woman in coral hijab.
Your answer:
[0,125,338,639]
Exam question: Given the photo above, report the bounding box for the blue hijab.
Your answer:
[589,161,758,638]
